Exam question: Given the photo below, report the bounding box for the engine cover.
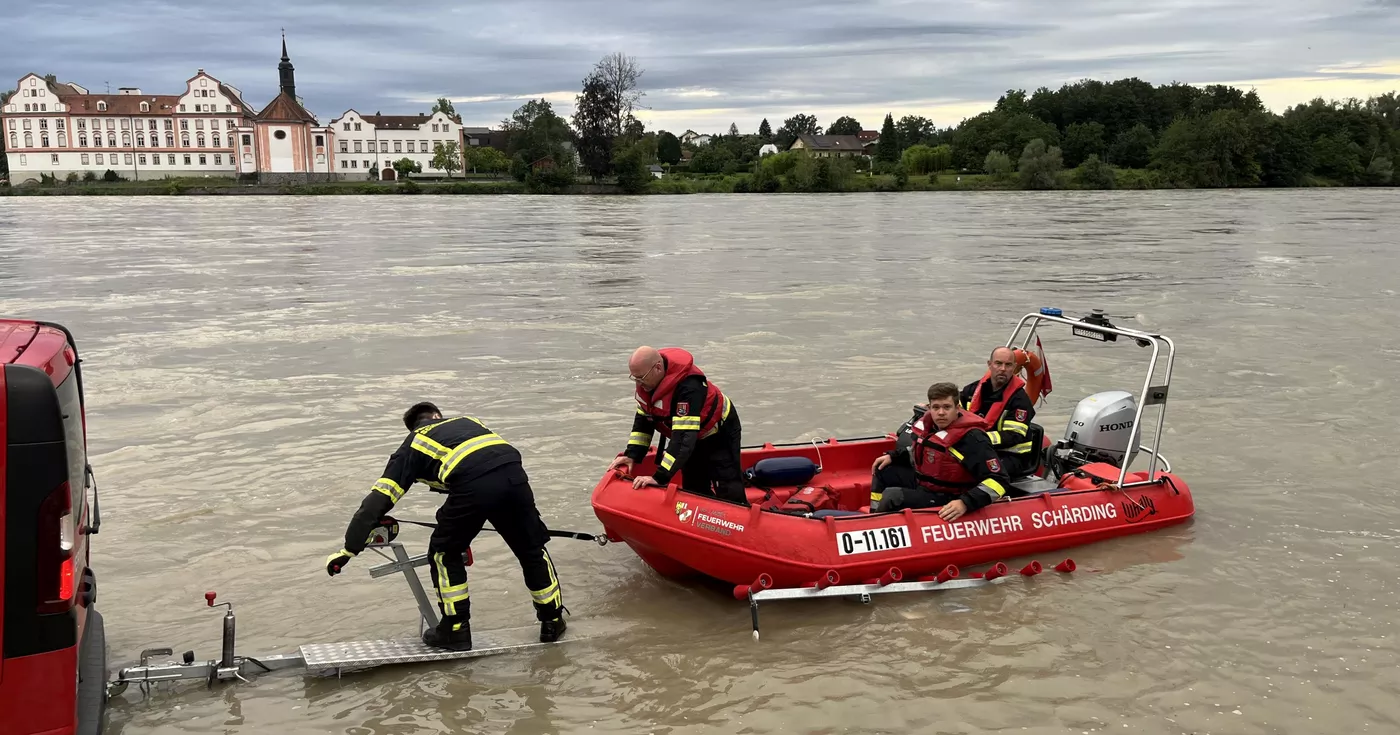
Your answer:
[1063,390,1139,467]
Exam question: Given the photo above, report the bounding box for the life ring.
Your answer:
[1013,348,1047,404]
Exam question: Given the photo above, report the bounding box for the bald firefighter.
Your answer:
[609,346,747,504]
[325,402,565,651]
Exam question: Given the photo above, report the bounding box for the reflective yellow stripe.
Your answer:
[985,431,1002,445]
[529,549,562,608]
[412,434,450,461]
[372,478,406,502]
[949,447,965,461]
[422,478,447,491]
[979,479,1007,498]
[672,417,702,431]
[660,453,676,471]
[433,552,470,615]
[418,417,467,433]
[1006,442,1034,454]
[1001,420,1029,434]
[700,395,732,439]
[438,433,509,482]
[869,491,883,504]
[628,431,651,447]
[636,405,647,415]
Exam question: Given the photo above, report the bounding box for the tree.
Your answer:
[1149,110,1260,187]
[467,146,510,174]
[895,115,937,148]
[502,99,574,181]
[1365,156,1394,185]
[875,113,900,162]
[1018,139,1063,189]
[689,144,735,174]
[623,115,646,139]
[984,150,1014,177]
[758,118,773,141]
[900,144,952,175]
[728,122,740,137]
[775,114,820,149]
[657,131,682,165]
[1073,154,1117,189]
[613,140,653,193]
[1061,122,1107,168]
[392,157,423,179]
[432,98,456,117]
[430,141,462,177]
[1108,123,1155,168]
[593,52,645,136]
[573,72,622,181]
[827,116,863,135]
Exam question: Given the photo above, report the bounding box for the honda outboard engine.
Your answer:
[1047,391,1139,478]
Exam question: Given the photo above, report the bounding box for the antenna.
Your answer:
[104,81,110,94]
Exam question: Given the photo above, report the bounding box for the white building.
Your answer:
[2,70,254,183]
[231,37,334,183]
[326,109,462,180]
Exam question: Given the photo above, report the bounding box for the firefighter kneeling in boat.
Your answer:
[325,402,566,651]
[871,382,1011,520]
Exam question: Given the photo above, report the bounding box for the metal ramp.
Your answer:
[300,626,562,671]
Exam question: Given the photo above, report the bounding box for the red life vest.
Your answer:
[966,374,1027,428]
[635,348,729,438]
[910,411,984,490]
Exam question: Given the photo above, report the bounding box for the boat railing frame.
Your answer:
[1004,310,1177,489]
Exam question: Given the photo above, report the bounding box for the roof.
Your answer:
[857,130,880,142]
[56,89,181,116]
[362,113,447,130]
[462,126,492,134]
[255,90,317,123]
[793,134,866,151]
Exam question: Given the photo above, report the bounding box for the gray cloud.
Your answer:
[2,0,1397,131]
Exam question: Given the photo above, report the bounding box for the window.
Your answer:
[51,153,59,165]
[225,105,233,112]
[40,104,46,111]
[165,133,174,147]
[136,134,145,147]
[168,154,176,165]
[81,153,89,165]
[106,119,115,130]
[97,101,107,111]
[179,104,186,112]
[93,135,102,148]
[55,372,86,534]
[273,130,287,140]
[78,134,87,147]
[343,123,351,131]
[212,133,221,147]
[57,132,66,147]
[181,133,190,147]
[138,154,146,165]
[363,160,370,169]
[314,134,324,147]
[148,120,157,131]
[17,154,25,165]
[23,132,31,147]
[226,119,236,130]
[340,160,347,169]
[421,141,430,153]
[339,141,347,152]
[22,119,30,130]
[39,119,48,130]
[197,133,205,147]
[56,119,64,130]
[124,153,132,165]
[8,132,16,148]
[107,132,116,146]
[198,154,206,165]
[354,141,362,153]
[95,153,104,165]
[241,134,251,146]
[214,153,222,165]
[195,119,204,130]
[164,120,173,130]
[183,155,191,165]
[180,120,188,130]
[23,104,30,112]
[210,120,219,130]
[77,119,86,130]
[432,123,438,132]
[122,132,131,146]
[120,118,129,129]
[350,160,357,169]
[41,133,50,147]
[354,122,362,132]
[368,141,377,153]
[141,102,149,112]
[394,141,402,152]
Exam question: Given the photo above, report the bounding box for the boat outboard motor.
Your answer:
[1047,390,1140,478]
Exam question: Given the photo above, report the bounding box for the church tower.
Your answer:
[278,33,296,100]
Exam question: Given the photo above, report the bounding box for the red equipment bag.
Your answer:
[776,485,840,515]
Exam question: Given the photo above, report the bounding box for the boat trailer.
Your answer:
[107,535,607,697]
[737,558,1078,640]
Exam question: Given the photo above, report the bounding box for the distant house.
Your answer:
[758,143,779,157]
[648,164,665,179]
[858,130,880,156]
[788,134,867,158]
[531,156,556,172]
[680,129,712,146]
[461,126,506,151]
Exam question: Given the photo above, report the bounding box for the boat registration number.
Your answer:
[837,525,912,556]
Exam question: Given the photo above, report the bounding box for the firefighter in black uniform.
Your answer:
[960,346,1038,478]
[871,382,1011,520]
[325,402,565,651]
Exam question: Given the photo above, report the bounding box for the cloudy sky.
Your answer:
[4,0,1398,133]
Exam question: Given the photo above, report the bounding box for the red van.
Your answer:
[0,320,106,735]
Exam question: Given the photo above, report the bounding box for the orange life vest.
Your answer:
[635,348,729,438]
[965,374,1028,428]
[910,411,984,490]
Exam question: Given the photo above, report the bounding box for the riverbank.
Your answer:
[0,170,1375,196]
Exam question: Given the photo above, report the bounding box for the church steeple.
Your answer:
[278,31,296,99]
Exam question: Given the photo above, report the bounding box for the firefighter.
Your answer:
[607,346,747,505]
[870,382,1010,520]
[960,346,1037,477]
[325,402,565,651]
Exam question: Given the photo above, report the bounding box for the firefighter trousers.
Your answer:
[427,462,563,630]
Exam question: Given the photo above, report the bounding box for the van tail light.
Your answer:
[37,481,77,614]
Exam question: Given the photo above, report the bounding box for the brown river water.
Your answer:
[2,191,1398,734]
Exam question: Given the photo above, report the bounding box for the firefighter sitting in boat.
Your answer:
[609,346,747,505]
[325,402,566,651]
[960,346,1037,478]
[870,382,1012,520]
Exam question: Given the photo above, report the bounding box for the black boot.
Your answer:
[539,616,566,643]
[422,620,473,651]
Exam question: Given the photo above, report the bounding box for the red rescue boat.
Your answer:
[591,308,1195,591]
